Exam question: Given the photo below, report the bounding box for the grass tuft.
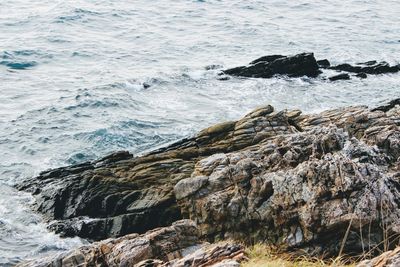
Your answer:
[242,244,356,267]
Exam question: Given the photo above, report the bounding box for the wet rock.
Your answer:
[355,72,367,79]
[329,73,350,81]
[17,104,298,240]
[16,220,245,267]
[223,53,321,78]
[371,98,400,112]
[317,59,330,68]
[330,61,400,75]
[17,99,400,258]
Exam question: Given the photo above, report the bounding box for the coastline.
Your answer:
[16,98,400,266]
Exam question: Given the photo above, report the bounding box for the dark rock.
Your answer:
[223,53,321,78]
[355,72,367,79]
[371,98,400,112]
[357,60,377,66]
[143,82,151,89]
[330,61,400,75]
[317,59,331,68]
[328,73,350,81]
[249,55,285,65]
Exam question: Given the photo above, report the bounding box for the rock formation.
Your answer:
[17,98,400,260]
[223,53,321,78]
[329,60,400,75]
[221,53,400,80]
[16,220,246,267]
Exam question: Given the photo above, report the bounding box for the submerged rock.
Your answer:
[17,98,400,258]
[223,53,321,78]
[328,73,350,81]
[355,72,368,79]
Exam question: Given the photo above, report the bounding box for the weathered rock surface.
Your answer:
[223,53,321,78]
[357,247,400,267]
[17,98,400,258]
[17,104,297,240]
[222,53,399,80]
[16,220,245,267]
[174,100,400,256]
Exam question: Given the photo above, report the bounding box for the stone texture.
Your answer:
[16,220,245,267]
[175,100,400,256]
[16,98,400,258]
[17,104,298,240]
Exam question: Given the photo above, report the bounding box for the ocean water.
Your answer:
[0,0,399,265]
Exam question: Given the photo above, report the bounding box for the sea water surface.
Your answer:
[1,0,400,265]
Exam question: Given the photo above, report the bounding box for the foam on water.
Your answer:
[0,0,400,265]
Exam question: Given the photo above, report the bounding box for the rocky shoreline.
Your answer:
[15,96,400,266]
[221,53,400,81]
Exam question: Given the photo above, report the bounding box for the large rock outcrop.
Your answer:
[221,53,400,80]
[174,101,400,255]
[16,220,246,267]
[17,105,297,240]
[17,99,400,257]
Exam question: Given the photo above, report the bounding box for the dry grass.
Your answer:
[242,244,356,267]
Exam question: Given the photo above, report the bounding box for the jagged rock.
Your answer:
[329,61,400,75]
[221,53,399,81]
[17,105,299,240]
[329,73,350,81]
[357,247,400,267]
[223,53,321,78]
[16,98,400,258]
[16,220,245,267]
[175,101,400,256]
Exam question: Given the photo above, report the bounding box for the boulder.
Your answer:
[223,53,321,78]
[317,59,331,68]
